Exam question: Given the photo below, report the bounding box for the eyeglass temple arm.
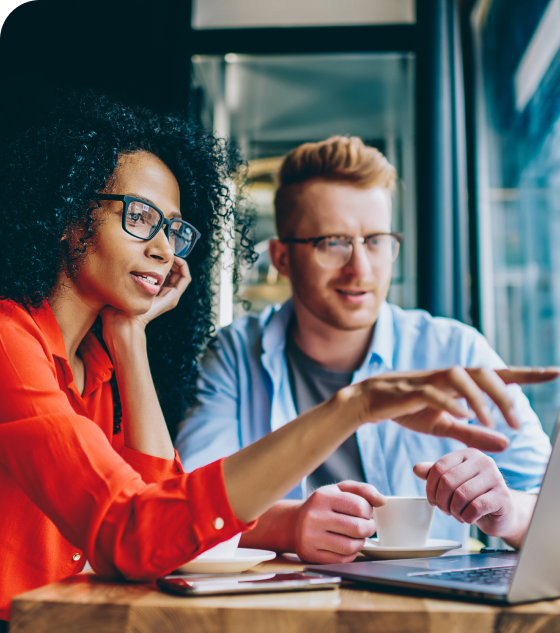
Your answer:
[94,194,125,201]
[280,237,324,245]
[281,234,404,244]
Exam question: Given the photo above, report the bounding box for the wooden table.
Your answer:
[9,555,560,633]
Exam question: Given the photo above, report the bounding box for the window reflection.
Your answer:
[473,0,560,435]
[190,53,416,320]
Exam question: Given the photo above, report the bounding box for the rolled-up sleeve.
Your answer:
[0,305,255,584]
[118,444,184,484]
[0,413,254,580]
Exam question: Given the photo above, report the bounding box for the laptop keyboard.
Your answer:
[419,566,515,586]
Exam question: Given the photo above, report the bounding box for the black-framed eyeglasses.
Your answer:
[280,233,403,269]
[96,194,201,258]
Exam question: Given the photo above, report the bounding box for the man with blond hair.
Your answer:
[176,136,550,563]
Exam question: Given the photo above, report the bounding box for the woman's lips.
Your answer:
[130,272,162,296]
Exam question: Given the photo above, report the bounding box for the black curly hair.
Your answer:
[0,91,255,438]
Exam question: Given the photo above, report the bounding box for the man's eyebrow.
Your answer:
[128,192,182,219]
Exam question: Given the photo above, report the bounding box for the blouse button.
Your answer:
[213,517,224,530]
[72,553,81,562]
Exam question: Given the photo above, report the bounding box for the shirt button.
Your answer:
[213,517,224,530]
[72,553,81,561]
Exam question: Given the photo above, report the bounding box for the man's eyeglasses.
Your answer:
[280,233,403,270]
[96,194,201,258]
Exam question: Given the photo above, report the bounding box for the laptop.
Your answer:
[306,422,560,604]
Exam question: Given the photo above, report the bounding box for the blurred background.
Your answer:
[2,0,560,435]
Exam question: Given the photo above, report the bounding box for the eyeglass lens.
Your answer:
[315,235,400,269]
[125,201,195,257]
[168,222,195,257]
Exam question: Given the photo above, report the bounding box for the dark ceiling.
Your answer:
[0,0,192,132]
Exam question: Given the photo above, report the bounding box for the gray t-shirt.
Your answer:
[285,332,366,494]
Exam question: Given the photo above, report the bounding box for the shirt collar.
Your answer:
[261,299,294,355]
[367,300,394,370]
[31,302,69,360]
[79,332,114,383]
[261,298,394,371]
[31,302,113,383]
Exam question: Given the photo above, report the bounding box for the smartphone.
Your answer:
[157,571,341,596]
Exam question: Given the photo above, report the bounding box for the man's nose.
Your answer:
[341,239,372,276]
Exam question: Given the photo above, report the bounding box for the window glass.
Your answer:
[473,0,560,435]
[191,53,416,322]
[192,0,415,30]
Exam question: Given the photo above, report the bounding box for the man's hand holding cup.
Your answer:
[294,481,386,564]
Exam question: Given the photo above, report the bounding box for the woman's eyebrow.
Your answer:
[128,192,182,219]
[128,192,158,206]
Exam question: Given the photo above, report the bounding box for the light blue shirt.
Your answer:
[176,301,551,546]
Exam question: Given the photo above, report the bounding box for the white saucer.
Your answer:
[176,548,276,574]
[361,538,461,560]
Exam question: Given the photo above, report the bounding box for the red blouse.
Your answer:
[0,300,254,620]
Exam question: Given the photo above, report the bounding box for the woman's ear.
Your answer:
[268,238,291,280]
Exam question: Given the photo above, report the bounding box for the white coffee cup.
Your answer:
[196,533,242,560]
[372,496,435,548]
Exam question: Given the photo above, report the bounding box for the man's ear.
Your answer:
[269,238,291,279]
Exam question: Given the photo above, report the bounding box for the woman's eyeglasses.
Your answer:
[96,194,201,258]
[280,233,403,270]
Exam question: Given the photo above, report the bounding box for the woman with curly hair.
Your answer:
[0,93,554,626]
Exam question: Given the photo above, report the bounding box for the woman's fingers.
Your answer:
[496,367,560,385]
[468,367,523,429]
[428,414,509,451]
[464,368,519,429]
[414,383,474,420]
[157,257,191,301]
[436,366,560,430]
[359,364,560,446]
[385,378,505,448]
[396,409,509,451]
[464,367,559,430]
[437,367,496,428]
[163,257,191,290]
[171,256,191,291]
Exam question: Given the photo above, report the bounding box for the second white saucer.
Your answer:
[176,548,277,574]
[361,538,461,560]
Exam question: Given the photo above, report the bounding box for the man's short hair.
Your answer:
[274,136,397,238]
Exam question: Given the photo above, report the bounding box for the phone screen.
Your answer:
[157,572,341,596]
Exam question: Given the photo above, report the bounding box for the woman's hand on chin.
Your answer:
[101,257,191,349]
[135,256,192,327]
